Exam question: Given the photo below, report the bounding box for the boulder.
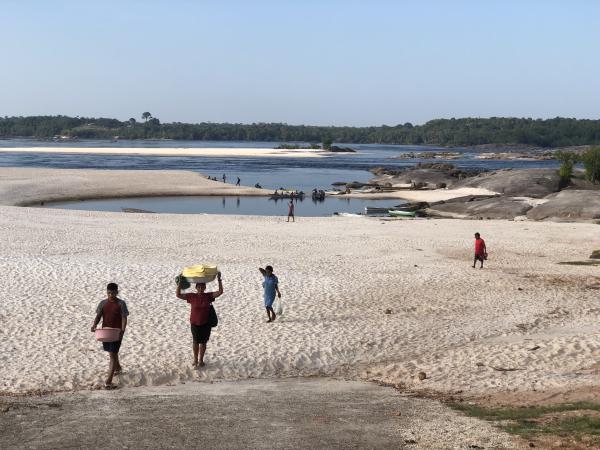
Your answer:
[426,197,533,220]
[370,163,478,189]
[328,146,356,153]
[590,250,600,259]
[455,169,561,198]
[527,190,600,221]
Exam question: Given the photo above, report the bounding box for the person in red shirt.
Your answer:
[473,232,487,269]
[176,272,223,368]
[91,282,129,389]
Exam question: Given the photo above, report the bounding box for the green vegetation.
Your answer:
[452,402,600,444]
[555,150,580,186]
[2,115,600,146]
[322,137,333,150]
[582,146,600,183]
[275,143,321,150]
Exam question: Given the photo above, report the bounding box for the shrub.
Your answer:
[583,146,600,183]
[555,150,579,186]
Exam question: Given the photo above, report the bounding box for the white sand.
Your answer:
[1,200,600,397]
[0,167,271,206]
[0,146,328,158]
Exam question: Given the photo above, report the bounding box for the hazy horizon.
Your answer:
[1,1,599,126]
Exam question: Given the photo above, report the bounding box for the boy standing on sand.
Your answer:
[287,199,295,222]
[259,265,281,322]
[91,283,129,389]
[176,272,223,368]
[473,232,487,269]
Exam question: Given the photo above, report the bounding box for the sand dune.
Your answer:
[1,204,599,397]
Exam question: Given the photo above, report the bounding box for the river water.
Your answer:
[0,139,558,215]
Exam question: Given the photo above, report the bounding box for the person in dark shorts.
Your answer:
[91,282,129,389]
[473,232,487,269]
[176,272,223,368]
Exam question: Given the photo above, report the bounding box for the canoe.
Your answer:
[388,210,416,217]
[365,206,389,215]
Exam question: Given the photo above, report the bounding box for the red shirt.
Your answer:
[96,298,129,328]
[185,293,214,326]
[475,238,486,256]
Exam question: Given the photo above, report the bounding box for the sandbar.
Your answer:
[0,146,328,158]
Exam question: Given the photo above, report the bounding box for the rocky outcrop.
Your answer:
[426,197,533,220]
[328,146,356,153]
[455,169,561,198]
[370,164,479,189]
[527,190,600,221]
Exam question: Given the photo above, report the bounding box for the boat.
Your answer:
[269,190,305,200]
[365,206,390,215]
[388,210,416,218]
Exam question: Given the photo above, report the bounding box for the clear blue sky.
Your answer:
[1,0,599,126]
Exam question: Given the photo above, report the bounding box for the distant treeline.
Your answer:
[2,115,600,147]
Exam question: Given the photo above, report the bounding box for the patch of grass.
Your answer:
[451,402,600,443]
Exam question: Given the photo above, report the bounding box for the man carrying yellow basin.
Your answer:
[176,265,223,368]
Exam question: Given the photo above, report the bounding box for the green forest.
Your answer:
[1,114,600,147]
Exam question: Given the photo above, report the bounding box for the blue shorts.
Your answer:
[102,340,122,353]
[264,297,275,308]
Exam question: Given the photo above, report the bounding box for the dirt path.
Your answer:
[0,378,519,449]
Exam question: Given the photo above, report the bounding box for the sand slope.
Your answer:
[1,205,600,398]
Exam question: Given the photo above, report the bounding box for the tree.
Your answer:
[583,146,600,183]
[142,112,152,122]
[128,118,136,126]
[322,137,332,150]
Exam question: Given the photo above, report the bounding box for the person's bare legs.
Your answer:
[106,352,117,386]
[199,343,207,367]
[472,256,477,268]
[266,306,276,322]
[192,342,199,367]
[114,353,122,374]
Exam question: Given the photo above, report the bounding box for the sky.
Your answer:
[1,0,599,126]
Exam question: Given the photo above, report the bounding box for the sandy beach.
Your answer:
[0,146,328,158]
[1,168,599,403]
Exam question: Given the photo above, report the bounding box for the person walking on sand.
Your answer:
[259,265,281,322]
[236,177,241,186]
[473,232,487,269]
[91,283,129,389]
[287,199,295,222]
[222,173,227,183]
[176,272,223,368]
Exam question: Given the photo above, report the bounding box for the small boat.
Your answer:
[365,206,390,215]
[388,210,416,218]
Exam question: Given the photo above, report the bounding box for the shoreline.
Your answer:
[0,167,498,207]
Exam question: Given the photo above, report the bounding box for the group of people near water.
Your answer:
[91,265,281,389]
[206,174,241,186]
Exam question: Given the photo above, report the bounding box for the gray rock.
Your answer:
[455,169,561,198]
[527,190,600,221]
[590,250,600,259]
[426,197,533,220]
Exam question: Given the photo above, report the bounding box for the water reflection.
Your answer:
[43,195,405,217]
